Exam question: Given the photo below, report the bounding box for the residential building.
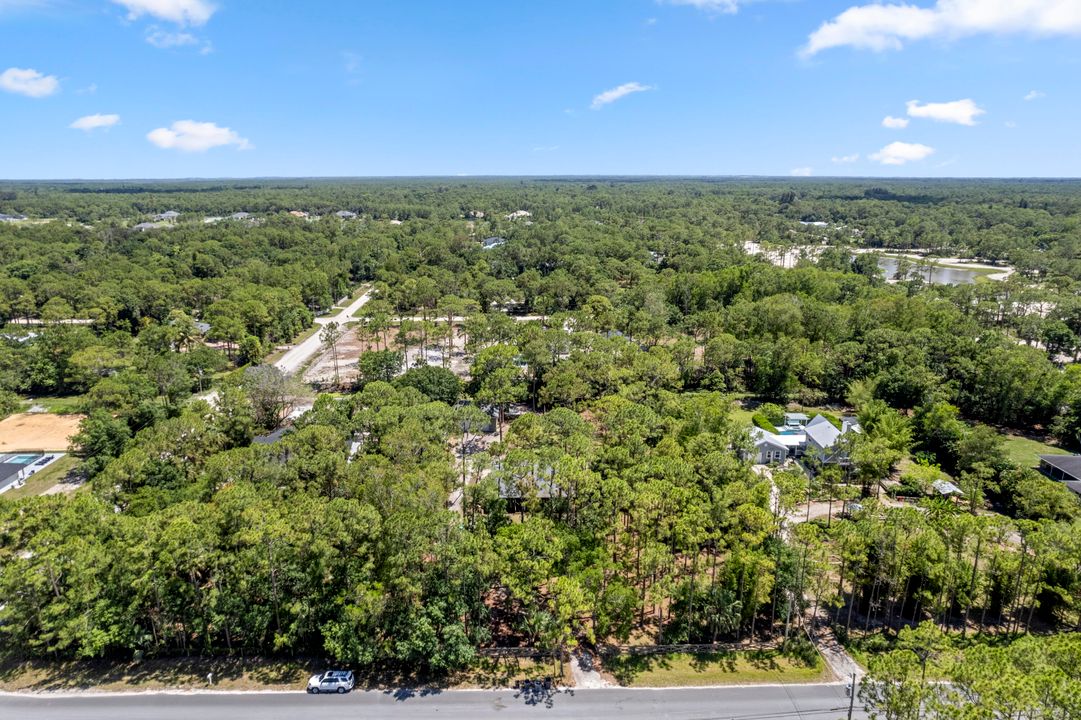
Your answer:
[1039,455,1081,495]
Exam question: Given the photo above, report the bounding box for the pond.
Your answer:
[877,256,985,285]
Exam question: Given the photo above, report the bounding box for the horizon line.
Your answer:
[3,174,1081,183]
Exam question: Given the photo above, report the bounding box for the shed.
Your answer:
[931,479,964,497]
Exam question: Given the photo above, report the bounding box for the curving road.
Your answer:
[0,683,863,720]
[273,288,371,376]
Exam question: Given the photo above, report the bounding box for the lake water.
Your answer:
[878,257,983,285]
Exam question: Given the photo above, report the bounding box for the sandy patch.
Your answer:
[0,413,84,452]
[303,324,473,387]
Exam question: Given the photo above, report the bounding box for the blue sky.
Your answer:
[1,0,1079,178]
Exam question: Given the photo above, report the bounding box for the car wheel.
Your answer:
[307,688,316,694]
[337,686,346,694]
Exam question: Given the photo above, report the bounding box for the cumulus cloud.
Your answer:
[882,116,910,129]
[906,98,985,125]
[147,120,251,152]
[70,113,120,131]
[0,67,58,97]
[802,0,1081,57]
[790,167,813,177]
[591,82,653,110]
[870,141,935,165]
[1024,89,1045,101]
[831,153,860,164]
[112,0,215,26]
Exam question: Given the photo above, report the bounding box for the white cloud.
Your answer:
[0,67,58,97]
[147,120,251,152]
[1024,89,1045,101]
[591,82,654,110]
[802,0,1081,57]
[1004,120,1018,128]
[70,113,120,131]
[662,0,741,12]
[790,167,813,177]
[112,0,215,26]
[869,141,935,165]
[831,153,860,163]
[145,28,198,47]
[76,82,98,95]
[906,98,985,125]
[882,115,910,129]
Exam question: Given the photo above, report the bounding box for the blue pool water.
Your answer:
[6,454,39,464]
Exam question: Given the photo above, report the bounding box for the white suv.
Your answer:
[307,670,355,694]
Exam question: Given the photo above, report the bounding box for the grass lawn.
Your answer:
[1,454,80,500]
[263,324,321,364]
[1002,434,1070,469]
[731,403,755,426]
[0,657,315,693]
[450,656,570,689]
[603,649,830,687]
[21,395,85,414]
[0,655,568,693]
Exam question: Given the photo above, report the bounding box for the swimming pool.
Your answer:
[4,454,40,465]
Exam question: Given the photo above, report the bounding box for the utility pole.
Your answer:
[847,672,857,720]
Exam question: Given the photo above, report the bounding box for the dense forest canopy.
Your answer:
[2,179,1081,687]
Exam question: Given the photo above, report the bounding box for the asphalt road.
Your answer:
[1,684,864,720]
[273,288,371,376]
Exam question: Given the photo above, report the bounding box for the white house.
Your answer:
[804,414,859,465]
[750,427,789,464]
[748,413,860,466]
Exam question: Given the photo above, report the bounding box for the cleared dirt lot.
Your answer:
[304,323,472,386]
[0,413,83,451]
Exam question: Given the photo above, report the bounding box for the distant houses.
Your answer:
[0,213,27,223]
[335,210,357,219]
[153,210,180,222]
[481,237,506,250]
[748,411,859,466]
[288,210,310,218]
[505,210,532,221]
[132,222,162,232]
[231,211,252,220]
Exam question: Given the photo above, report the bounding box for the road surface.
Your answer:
[274,288,371,376]
[1,684,863,720]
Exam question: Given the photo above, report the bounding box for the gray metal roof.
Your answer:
[751,427,787,450]
[1040,454,1081,479]
[805,420,841,449]
[932,479,964,496]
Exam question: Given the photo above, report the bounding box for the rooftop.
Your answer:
[1040,454,1081,478]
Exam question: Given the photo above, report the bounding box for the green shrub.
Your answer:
[753,413,777,431]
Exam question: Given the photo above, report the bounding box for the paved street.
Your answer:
[1,684,863,720]
[274,288,371,376]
